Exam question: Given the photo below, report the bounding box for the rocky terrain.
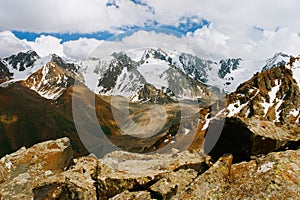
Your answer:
[190,55,300,164]
[1,137,300,199]
[0,49,300,199]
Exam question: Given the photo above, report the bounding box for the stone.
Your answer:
[109,190,152,200]
[93,150,208,199]
[33,156,100,200]
[219,65,300,160]
[2,137,300,199]
[0,137,73,199]
[173,150,300,199]
[150,169,198,199]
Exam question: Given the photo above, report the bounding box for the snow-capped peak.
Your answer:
[261,52,290,72]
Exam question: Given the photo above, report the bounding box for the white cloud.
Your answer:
[189,25,300,60]
[0,0,154,33]
[144,0,300,33]
[0,31,31,58]
[1,0,298,34]
[188,25,230,59]
[89,30,208,59]
[63,38,104,59]
[1,0,300,61]
[2,28,300,62]
[25,35,65,57]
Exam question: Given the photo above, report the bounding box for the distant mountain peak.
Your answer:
[4,50,40,72]
[24,61,79,100]
[218,58,242,79]
[50,54,80,74]
[261,52,290,72]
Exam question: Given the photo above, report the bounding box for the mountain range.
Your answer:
[0,49,299,163]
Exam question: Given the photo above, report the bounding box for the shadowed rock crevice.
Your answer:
[205,117,300,164]
[205,117,254,163]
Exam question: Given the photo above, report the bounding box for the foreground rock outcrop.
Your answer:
[0,137,73,199]
[1,138,300,199]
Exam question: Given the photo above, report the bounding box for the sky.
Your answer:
[1,0,300,60]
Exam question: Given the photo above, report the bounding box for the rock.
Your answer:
[150,169,198,199]
[172,154,233,199]
[0,60,12,83]
[174,150,300,199]
[0,137,73,199]
[93,150,208,199]
[2,137,300,199]
[226,65,300,141]
[109,190,152,200]
[206,65,300,162]
[33,156,99,200]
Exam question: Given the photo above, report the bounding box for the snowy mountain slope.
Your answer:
[0,49,298,104]
[79,58,105,92]
[261,52,291,72]
[133,48,267,93]
[4,50,39,72]
[1,51,52,83]
[24,61,79,100]
[0,51,82,100]
[96,53,146,98]
[0,60,12,83]
[224,61,300,141]
[221,59,265,92]
[92,49,216,102]
[140,48,223,91]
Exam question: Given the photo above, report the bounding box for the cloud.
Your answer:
[2,28,300,62]
[89,30,208,59]
[143,0,300,33]
[188,25,230,59]
[25,35,65,57]
[0,31,31,58]
[0,0,154,33]
[63,38,104,59]
[1,0,300,61]
[190,25,300,60]
[1,0,300,36]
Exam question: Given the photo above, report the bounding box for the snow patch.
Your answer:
[227,100,248,117]
[257,162,275,173]
[274,98,284,122]
[290,109,299,117]
[138,59,169,89]
[201,113,211,131]
[184,128,190,135]
[261,80,281,116]
[5,161,12,170]
[291,60,300,90]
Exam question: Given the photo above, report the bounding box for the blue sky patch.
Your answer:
[12,17,208,43]
[12,31,115,43]
[106,0,119,8]
[130,0,154,13]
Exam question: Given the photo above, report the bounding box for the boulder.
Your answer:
[109,190,151,200]
[174,149,300,199]
[93,150,208,199]
[0,137,73,199]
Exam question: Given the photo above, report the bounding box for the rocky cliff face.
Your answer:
[0,61,12,83]
[3,50,40,72]
[201,57,300,163]
[1,138,300,199]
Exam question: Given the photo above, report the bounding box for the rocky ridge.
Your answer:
[1,138,300,199]
[202,55,300,163]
